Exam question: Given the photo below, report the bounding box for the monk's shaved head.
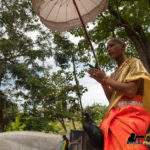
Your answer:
[108,37,125,45]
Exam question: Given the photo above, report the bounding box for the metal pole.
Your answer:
[72,0,100,69]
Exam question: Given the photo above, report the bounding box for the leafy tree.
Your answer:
[0,0,52,131]
[50,70,82,133]
[16,68,81,133]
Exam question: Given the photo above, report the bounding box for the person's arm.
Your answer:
[101,84,113,102]
[101,73,116,101]
[88,68,141,99]
[104,77,141,98]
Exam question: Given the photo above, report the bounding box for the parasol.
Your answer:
[32,0,109,68]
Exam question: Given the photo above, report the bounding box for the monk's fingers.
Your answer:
[91,72,97,76]
[89,68,99,72]
[88,68,95,73]
[88,70,96,76]
[90,74,97,78]
[90,73,99,79]
[89,68,100,75]
[92,68,99,72]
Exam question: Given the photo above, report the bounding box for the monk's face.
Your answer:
[107,39,125,59]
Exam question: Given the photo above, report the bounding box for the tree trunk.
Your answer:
[72,54,84,125]
[125,26,150,73]
[0,70,5,131]
[72,54,83,112]
[9,120,13,131]
[0,99,4,132]
[72,119,76,130]
[58,117,67,133]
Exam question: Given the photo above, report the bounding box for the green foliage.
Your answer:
[5,111,57,133]
[0,0,53,131]
[53,33,90,69]
[0,0,52,88]
[84,104,107,124]
[22,117,52,132]
[0,90,18,131]
[49,121,63,134]
[6,117,25,131]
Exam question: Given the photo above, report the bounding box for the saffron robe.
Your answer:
[100,58,150,150]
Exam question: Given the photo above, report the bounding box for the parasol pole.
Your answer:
[72,0,100,69]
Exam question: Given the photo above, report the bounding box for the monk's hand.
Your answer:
[88,68,106,83]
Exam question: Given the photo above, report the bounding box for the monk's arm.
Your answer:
[88,68,141,101]
[101,84,113,102]
[104,78,141,98]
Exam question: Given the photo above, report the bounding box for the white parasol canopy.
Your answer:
[32,0,108,32]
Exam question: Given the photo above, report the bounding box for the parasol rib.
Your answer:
[66,1,67,23]
[55,1,62,22]
[45,0,59,20]
[79,0,91,23]
[66,0,72,22]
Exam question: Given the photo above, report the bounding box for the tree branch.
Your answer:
[100,14,117,26]
[108,5,147,52]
